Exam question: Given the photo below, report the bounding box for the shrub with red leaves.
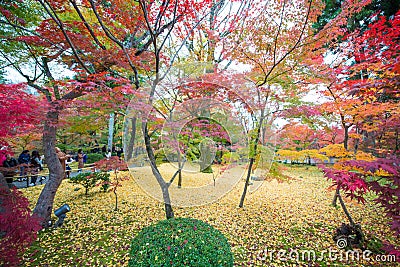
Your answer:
[0,187,41,266]
[320,157,400,256]
[95,156,130,211]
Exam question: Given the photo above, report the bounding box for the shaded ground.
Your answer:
[20,164,398,266]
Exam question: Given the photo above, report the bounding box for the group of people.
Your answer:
[0,147,89,186]
[102,145,123,158]
[1,149,44,186]
[1,143,119,186]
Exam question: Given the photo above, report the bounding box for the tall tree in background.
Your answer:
[311,0,400,154]
[224,0,323,207]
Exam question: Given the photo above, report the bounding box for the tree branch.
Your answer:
[38,0,93,74]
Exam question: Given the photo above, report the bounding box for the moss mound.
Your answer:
[129,217,233,266]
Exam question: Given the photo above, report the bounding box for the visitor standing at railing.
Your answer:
[18,150,30,181]
[30,150,42,186]
[55,147,70,179]
[2,154,18,184]
[77,149,85,172]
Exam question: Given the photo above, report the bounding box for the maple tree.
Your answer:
[309,3,400,154]
[222,0,324,207]
[174,0,250,71]
[0,84,44,265]
[308,2,400,255]
[320,157,400,255]
[95,156,129,211]
[282,104,347,149]
[1,0,221,222]
[278,123,318,151]
[0,84,44,145]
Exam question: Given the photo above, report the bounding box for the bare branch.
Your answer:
[259,0,313,87]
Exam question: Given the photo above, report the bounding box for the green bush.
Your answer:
[129,217,233,267]
[85,153,104,164]
[69,171,110,195]
[95,171,111,192]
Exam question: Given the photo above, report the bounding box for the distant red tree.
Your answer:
[95,156,129,211]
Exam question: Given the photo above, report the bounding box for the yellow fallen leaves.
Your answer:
[20,165,398,266]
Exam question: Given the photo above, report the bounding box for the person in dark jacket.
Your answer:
[3,154,18,168]
[2,154,18,184]
[30,150,42,186]
[18,150,30,181]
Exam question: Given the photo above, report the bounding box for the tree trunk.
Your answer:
[113,188,118,211]
[332,185,340,207]
[343,125,349,150]
[0,172,9,192]
[114,171,119,211]
[239,157,254,208]
[199,141,213,173]
[164,202,174,219]
[0,172,10,214]
[125,117,137,161]
[108,113,115,152]
[177,152,183,188]
[33,110,65,227]
[0,173,10,239]
[142,122,174,219]
[337,191,355,226]
[239,115,264,208]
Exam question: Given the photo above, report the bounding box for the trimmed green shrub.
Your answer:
[85,153,104,164]
[129,217,233,267]
[69,171,110,195]
[69,172,96,195]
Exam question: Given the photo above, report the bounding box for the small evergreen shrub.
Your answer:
[95,171,111,192]
[129,217,233,267]
[69,172,110,195]
[85,153,104,164]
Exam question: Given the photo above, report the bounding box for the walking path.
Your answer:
[129,163,264,207]
[11,169,91,189]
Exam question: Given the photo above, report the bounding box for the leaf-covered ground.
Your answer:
[21,165,398,266]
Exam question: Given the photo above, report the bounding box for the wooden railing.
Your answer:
[0,163,97,188]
